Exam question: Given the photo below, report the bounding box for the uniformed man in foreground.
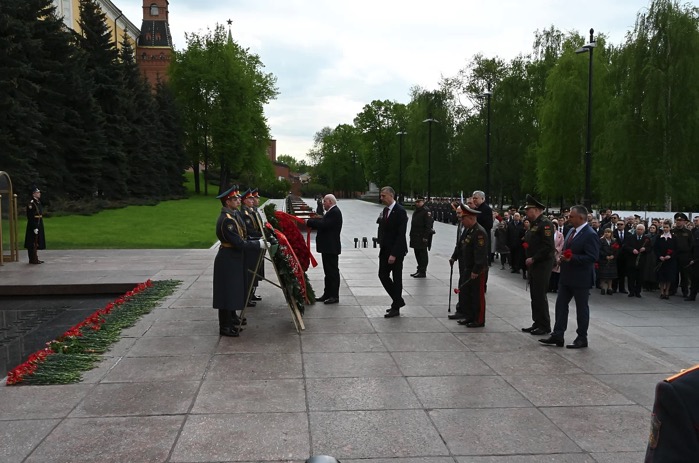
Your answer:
[409,196,435,278]
[521,194,556,336]
[671,212,693,298]
[24,186,46,264]
[449,204,488,327]
[213,186,266,337]
[645,364,699,462]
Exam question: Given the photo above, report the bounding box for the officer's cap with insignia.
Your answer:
[241,188,254,200]
[458,204,481,216]
[523,194,546,210]
[31,185,40,194]
[415,196,425,202]
[251,188,260,198]
[216,185,240,203]
[674,212,689,221]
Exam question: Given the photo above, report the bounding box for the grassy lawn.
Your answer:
[7,174,264,250]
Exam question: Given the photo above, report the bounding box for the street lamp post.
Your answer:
[481,85,492,204]
[396,131,407,204]
[576,28,595,211]
[422,113,439,201]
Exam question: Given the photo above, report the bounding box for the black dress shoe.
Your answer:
[635,294,642,298]
[247,301,256,307]
[251,294,262,301]
[219,327,240,337]
[465,322,485,328]
[530,327,551,336]
[539,336,564,347]
[413,273,426,278]
[566,338,588,349]
[456,319,474,325]
[448,312,468,320]
[232,317,247,326]
[384,309,400,318]
[410,272,419,277]
[606,289,613,295]
[521,325,536,333]
[316,295,328,302]
[324,297,339,304]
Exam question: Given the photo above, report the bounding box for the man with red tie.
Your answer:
[377,186,408,318]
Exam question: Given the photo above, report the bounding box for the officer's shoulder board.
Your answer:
[477,230,486,246]
[225,213,234,220]
[665,363,699,383]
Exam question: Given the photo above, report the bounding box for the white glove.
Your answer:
[34,229,39,235]
[258,239,269,249]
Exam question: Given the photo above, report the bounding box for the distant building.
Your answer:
[52,0,140,49]
[267,139,303,195]
[135,0,174,86]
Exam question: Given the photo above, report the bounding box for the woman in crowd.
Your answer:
[548,219,564,292]
[643,223,659,292]
[655,221,677,299]
[598,228,619,295]
[494,220,510,270]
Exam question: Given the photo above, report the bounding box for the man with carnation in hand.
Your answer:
[540,205,600,349]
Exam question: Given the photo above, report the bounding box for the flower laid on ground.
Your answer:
[5,280,179,386]
[562,249,573,259]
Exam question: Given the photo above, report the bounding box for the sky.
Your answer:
[118,0,658,160]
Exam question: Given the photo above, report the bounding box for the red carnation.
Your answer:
[611,243,620,250]
[522,242,529,249]
[594,262,599,269]
[666,249,673,256]
[562,249,573,259]
[454,288,460,294]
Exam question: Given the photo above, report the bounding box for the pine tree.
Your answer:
[154,78,188,196]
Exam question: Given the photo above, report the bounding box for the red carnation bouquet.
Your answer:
[522,242,529,249]
[562,249,573,260]
[611,242,620,250]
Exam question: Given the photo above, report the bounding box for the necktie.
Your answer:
[383,207,389,220]
[566,229,576,246]
[620,232,623,241]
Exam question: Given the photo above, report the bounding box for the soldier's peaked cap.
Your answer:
[674,212,689,221]
[251,188,260,197]
[458,204,480,216]
[216,185,239,201]
[241,188,254,200]
[524,194,545,210]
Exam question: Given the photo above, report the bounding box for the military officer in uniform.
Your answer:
[671,212,693,298]
[449,204,488,327]
[250,188,266,301]
[409,196,435,278]
[645,364,699,462]
[24,186,46,264]
[521,194,556,335]
[685,216,699,301]
[213,186,265,337]
[241,188,265,306]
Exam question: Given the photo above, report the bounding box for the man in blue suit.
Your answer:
[306,194,343,304]
[539,205,600,349]
[377,186,409,318]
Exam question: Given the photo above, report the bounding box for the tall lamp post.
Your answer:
[422,113,439,201]
[576,28,595,211]
[480,85,492,204]
[396,131,407,204]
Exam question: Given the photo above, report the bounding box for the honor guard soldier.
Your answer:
[521,194,556,336]
[645,364,699,462]
[24,186,46,264]
[671,212,693,298]
[449,204,488,327]
[685,216,699,301]
[250,188,266,301]
[241,188,265,305]
[409,196,435,278]
[213,186,265,337]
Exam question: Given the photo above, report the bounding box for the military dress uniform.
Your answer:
[409,197,435,277]
[686,226,699,301]
[450,205,488,327]
[241,189,265,305]
[213,186,262,336]
[522,195,555,334]
[645,364,699,462]
[671,213,693,297]
[24,187,46,264]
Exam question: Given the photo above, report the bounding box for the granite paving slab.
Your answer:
[306,377,422,410]
[301,333,386,353]
[101,355,209,382]
[408,375,531,409]
[304,352,402,378]
[0,419,60,463]
[192,379,306,413]
[206,353,303,381]
[0,384,92,420]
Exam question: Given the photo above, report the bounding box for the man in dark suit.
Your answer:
[377,186,408,318]
[540,205,600,349]
[613,219,629,293]
[623,223,650,298]
[306,194,343,304]
[645,364,699,462]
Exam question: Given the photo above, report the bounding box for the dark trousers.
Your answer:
[670,254,690,295]
[218,309,240,328]
[529,259,554,330]
[379,255,404,309]
[552,284,590,341]
[614,256,627,292]
[321,253,340,298]
[413,247,428,273]
[627,263,644,296]
[462,271,486,324]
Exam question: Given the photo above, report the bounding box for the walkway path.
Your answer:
[0,198,696,462]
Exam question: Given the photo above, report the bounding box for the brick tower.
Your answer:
[136,0,173,87]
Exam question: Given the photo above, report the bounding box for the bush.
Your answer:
[261,178,291,199]
[301,183,329,198]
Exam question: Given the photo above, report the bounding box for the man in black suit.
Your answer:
[613,219,629,293]
[377,186,408,318]
[306,194,343,305]
[623,223,650,298]
[540,205,600,349]
[645,364,699,462]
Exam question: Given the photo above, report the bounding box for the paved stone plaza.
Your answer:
[1,198,698,462]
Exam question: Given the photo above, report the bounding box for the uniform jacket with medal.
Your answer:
[24,198,46,250]
[524,214,555,264]
[451,223,488,274]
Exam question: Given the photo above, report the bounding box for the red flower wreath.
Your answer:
[273,210,316,271]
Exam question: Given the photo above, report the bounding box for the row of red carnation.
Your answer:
[5,280,153,386]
